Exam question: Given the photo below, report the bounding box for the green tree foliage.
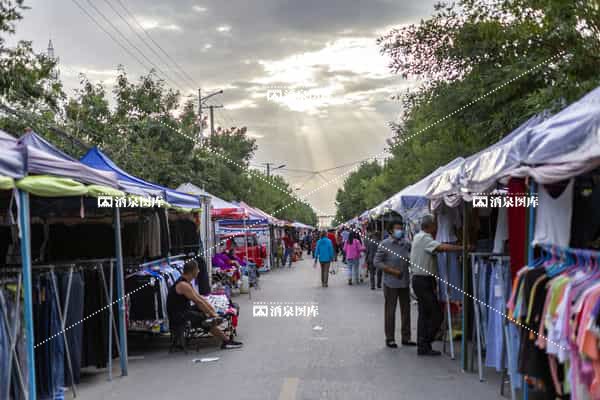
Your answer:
[334,161,382,223]
[0,0,62,108]
[336,0,600,219]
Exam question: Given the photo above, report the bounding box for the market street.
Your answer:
[72,257,504,400]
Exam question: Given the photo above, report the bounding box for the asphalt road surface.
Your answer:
[71,256,506,400]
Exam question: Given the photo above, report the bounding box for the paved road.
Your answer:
[73,257,505,400]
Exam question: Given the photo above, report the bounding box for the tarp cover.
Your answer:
[176,182,245,217]
[82,147,199,209]
[17,132,119,188]
[0,130,26,179]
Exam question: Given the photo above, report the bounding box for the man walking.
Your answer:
[282,231,295,268]
[365,230,383,290]
[314,231,335,287]
[410,214,463,356]
[374,222,415,348]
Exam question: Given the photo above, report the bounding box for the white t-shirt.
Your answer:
[493,207,508,254]
[533,179,573,247]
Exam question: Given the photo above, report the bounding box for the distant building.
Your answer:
[47,39,60,81]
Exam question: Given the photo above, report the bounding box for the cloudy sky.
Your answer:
[13,0,438,217]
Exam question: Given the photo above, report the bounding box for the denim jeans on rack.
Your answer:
[476,259,491,348]
[437,249,462,301]
[35,276,65,400]
[485,260,509,371]
[58,272,84,386]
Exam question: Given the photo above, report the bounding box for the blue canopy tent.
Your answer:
[81,147,200,209]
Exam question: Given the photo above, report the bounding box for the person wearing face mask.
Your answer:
[373,222,416,348]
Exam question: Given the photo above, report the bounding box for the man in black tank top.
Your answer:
[167,260,243,349]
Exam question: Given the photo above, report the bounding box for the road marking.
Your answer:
[278,377,299,400]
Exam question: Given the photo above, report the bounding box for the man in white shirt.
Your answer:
[410,215,463,356]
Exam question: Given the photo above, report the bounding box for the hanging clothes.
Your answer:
[570,176,600,249]
[493,207,509,254]
[436,204,463,301]
[534,179,574,247]
[507,178,528,278]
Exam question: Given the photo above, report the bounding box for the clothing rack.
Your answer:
[13,192,129,400]
[468,252,516,400]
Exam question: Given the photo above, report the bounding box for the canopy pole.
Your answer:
[461,200,471,372]
[523,180,537,400]
[18,189,37,400]
[113,206,128,376]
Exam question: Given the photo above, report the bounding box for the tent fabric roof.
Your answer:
[81,147,199,209]
[176,182,246,218]
[0,130,119,187]
[0,130,26,179]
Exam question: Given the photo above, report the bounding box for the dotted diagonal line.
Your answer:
[346,226,567,351]
[283,51,569,204]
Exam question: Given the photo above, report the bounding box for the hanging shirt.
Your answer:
[493,207,509,254]
[435,204,461,243]
[533,179,574,247]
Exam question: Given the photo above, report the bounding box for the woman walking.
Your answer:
[344,231,365,285]
[314,231,335,287]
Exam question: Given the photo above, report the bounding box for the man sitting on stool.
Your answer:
[167,259,243,350]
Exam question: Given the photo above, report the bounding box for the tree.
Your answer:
[0,0,63,109]
[334,161,382,223]
[345,0,600,218]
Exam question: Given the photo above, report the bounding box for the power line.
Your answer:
[101,0,189,90]
[111,0,199,90]
[77,0,185,92]
[70,0,152,76]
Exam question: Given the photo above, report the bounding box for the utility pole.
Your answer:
[207,104,223,136]
[198,88,202,142]
[262,163,286,178]
[198,89,224,143]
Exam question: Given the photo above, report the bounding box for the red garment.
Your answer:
[327,233,337,250]
[507,178,527,278]
[283,236,294,249]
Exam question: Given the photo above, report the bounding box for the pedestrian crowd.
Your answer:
[308,214,465,357]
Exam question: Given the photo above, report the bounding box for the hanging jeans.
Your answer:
[412,275,443,353]
[347,258,359,284]
[58,272,84,386]
[437,248,462,301]
[35,276,65,400]
[485,260,509,371]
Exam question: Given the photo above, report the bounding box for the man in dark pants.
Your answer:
[374,222,415,348]
[365,231,383,289]
[410,214,463,356]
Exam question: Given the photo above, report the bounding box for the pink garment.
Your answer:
[344,239,365,260]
